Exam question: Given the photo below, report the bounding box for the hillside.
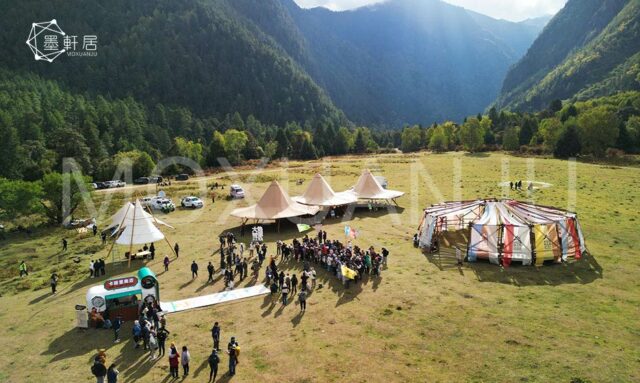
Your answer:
[232,0,545,126]
[496,0,640,111]
[0,0,344,126]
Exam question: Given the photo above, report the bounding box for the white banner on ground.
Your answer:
[160,285,270,314]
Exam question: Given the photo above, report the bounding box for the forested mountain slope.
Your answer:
[496,0,640,111]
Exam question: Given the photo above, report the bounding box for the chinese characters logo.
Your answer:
[26,19,98,63]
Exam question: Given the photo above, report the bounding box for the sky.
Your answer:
[293,0,569,22]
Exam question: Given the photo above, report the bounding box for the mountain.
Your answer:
[496,0,640,111]
[0,0,545,128]
[231,0,545,126]
[0,0,345,127]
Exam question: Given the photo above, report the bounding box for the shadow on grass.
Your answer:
[424,248,603,286]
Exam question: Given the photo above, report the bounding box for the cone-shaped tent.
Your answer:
[292,173,358,207]
[109,201,172,230]
[231,181,319,220]
[349,169,404,200]
[114,201,167,245]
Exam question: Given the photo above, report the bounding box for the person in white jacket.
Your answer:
[181,346,191,376]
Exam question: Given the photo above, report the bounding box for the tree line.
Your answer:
[400,92,640,159]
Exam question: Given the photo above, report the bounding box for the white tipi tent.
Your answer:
[292,173,357,207]
[349,169,404,203]
[107,200,174,266]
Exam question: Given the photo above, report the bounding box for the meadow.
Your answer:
[0,152,638,383]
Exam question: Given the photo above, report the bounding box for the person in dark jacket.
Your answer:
[157,326,170,357]
[107,364,119,383]
[211,322,221,350]
[208,349,220,381]
[91,358,107,383]
[191,261,199,279]
[207,262,215,282]
[174,243,180,257]
[112,315,123,343]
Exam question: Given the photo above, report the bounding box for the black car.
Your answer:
[175,174,189,181]
[134,177,150,185]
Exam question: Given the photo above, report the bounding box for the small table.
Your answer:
[127,250,151,260]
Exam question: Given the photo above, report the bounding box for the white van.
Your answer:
[230,185,245,199]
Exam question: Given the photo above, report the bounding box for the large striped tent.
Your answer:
[417,199,587,266]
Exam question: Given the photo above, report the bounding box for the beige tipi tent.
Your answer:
[349,169,404,203]
[292,173,358,207]
[231,181,319,221]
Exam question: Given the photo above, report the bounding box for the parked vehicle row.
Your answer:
[133,176,164,185]
[92,180,126,189]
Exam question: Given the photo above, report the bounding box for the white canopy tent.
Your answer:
[292,173,358,207]
[107,200,175,266]
[348,169,404,204]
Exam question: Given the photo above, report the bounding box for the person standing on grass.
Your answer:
[211,322,221,350]
[168,344,179,378]
[101,232,107,245]
[163,256,170,272]
[191,261,199,279]
[91,357,107,383]
[18,261,28,277]
[291,274,298,294]
[89,260,95,278]
[93,224,98,236]
[298,289,307,312]
[381,248,389,267]
[281,282,290,305]
[207,262,215,282]
[50,273,58,294]
[148,326,159,360]
[174,243,180,258]
[62,238,68,251]
[181,345,191,376]
[227,337,239,376]
[113,315,123,343]
[242,258,248,280]
[149,243,155,260]
[208,349,220,382]
[157,325,170,357]
[132,320,142,348]
[106,363,119,383]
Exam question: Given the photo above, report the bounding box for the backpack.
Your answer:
[91,364,98,376]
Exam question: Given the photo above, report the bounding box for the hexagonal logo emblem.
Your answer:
[26,19,66,63]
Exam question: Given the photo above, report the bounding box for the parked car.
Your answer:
[134,177,150,185]
[181,196,203,208]
[150,176,164,184]
[114,180,126,187]
[140,196,154,207]
[175,174,189,181]
[151,197,175,212]
[94,182,107,189]
[230,185,245,199]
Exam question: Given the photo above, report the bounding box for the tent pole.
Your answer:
[145,205,177,258]
[108,202,131,265]
[128,201,138,269]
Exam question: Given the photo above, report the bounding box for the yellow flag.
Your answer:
[341,265,357,280]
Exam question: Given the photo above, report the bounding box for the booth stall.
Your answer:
[86,267,160,323]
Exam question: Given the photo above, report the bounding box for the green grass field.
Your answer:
[0,152,638,383]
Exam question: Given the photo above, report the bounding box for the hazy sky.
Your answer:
[294,0,568,22]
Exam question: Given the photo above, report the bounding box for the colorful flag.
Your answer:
[341,265,357,280]
[297,224,312,232]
